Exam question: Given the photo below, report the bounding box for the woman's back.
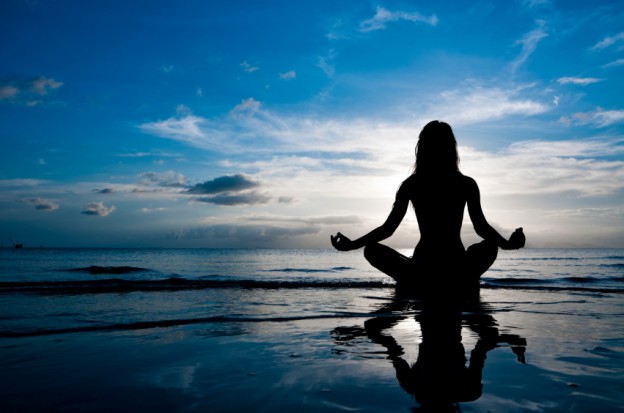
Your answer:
[405,172,469,257]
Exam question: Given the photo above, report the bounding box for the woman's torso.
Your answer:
[406,172,469,257]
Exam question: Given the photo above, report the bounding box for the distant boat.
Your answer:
[9,238,23,249]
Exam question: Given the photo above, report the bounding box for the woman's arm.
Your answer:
[466,177,525,250]
[331,180,410,251]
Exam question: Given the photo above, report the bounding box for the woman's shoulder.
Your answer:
[459,174,480,196]
[460,173,476,184]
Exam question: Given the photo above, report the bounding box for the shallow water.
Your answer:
[1,248,623,411]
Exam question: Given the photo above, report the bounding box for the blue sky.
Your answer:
[1,0,623,248]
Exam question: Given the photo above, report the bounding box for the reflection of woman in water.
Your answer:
[339,299,527,411]
[331,120,525,288]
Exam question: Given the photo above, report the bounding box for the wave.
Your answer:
[0,313,372,338]
[262,266,354,274]
[1,276,622,295]
[65,266,149,275]
[0,278,390,295]
[600,263,624,269]
[509,257,582,261]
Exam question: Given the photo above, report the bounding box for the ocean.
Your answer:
[1,248,623,411]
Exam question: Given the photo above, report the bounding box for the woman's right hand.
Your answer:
[330,232,355,251]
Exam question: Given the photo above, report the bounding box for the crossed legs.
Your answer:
[363,240,498,287]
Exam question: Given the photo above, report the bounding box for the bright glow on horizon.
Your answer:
[0,1,623,248]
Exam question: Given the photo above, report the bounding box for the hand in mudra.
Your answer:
[330,232,355,251]
[507,228,525,249]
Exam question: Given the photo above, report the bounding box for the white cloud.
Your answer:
[557,77,604,86]
[510,20,548,74]
[279,70,296,80]
[81,201,116,217]
[428,86,549,125]
[507,138,624,158]
[591,32,624,51]
[359,6,438,32]
[230,97,261,115]
[461,139,624,199]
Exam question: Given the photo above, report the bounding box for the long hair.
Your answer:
[412,120,460,176]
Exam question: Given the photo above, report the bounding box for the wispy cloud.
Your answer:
[279,70,296,80]
[81,201,116,217]
[316,49,337,77]
[193,191,272,206]
[359,6,438,32]
[139,115,228,150]
[139,207,168,214]
[139,171,187,188]
[0,76,63,106]
[116,151,182,158]
[30,77,62,95]
[591,31,624,51]
[0,179,48,188]
[510,20,548,74]
[240,61,259,73]
[560,108,624,127]
[557,77,604,86]
[602,58,624,68]
[522,0,550,8]
[429,86,549,125]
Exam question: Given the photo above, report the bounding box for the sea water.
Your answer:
[0,248,622,337]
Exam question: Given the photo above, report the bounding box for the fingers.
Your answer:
[330,233,344,250]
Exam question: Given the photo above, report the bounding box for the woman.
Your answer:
[331,120,525,289]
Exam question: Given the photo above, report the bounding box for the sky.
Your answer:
[1,0,623,248]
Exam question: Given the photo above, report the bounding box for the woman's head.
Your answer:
[413,120,459,175]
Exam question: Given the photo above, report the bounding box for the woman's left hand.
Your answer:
[507,228,525,249]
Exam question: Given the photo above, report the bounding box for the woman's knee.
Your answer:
[468,239,498,260]
[363,243,382,264]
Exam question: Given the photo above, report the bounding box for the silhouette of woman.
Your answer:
[331,120,525,289]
